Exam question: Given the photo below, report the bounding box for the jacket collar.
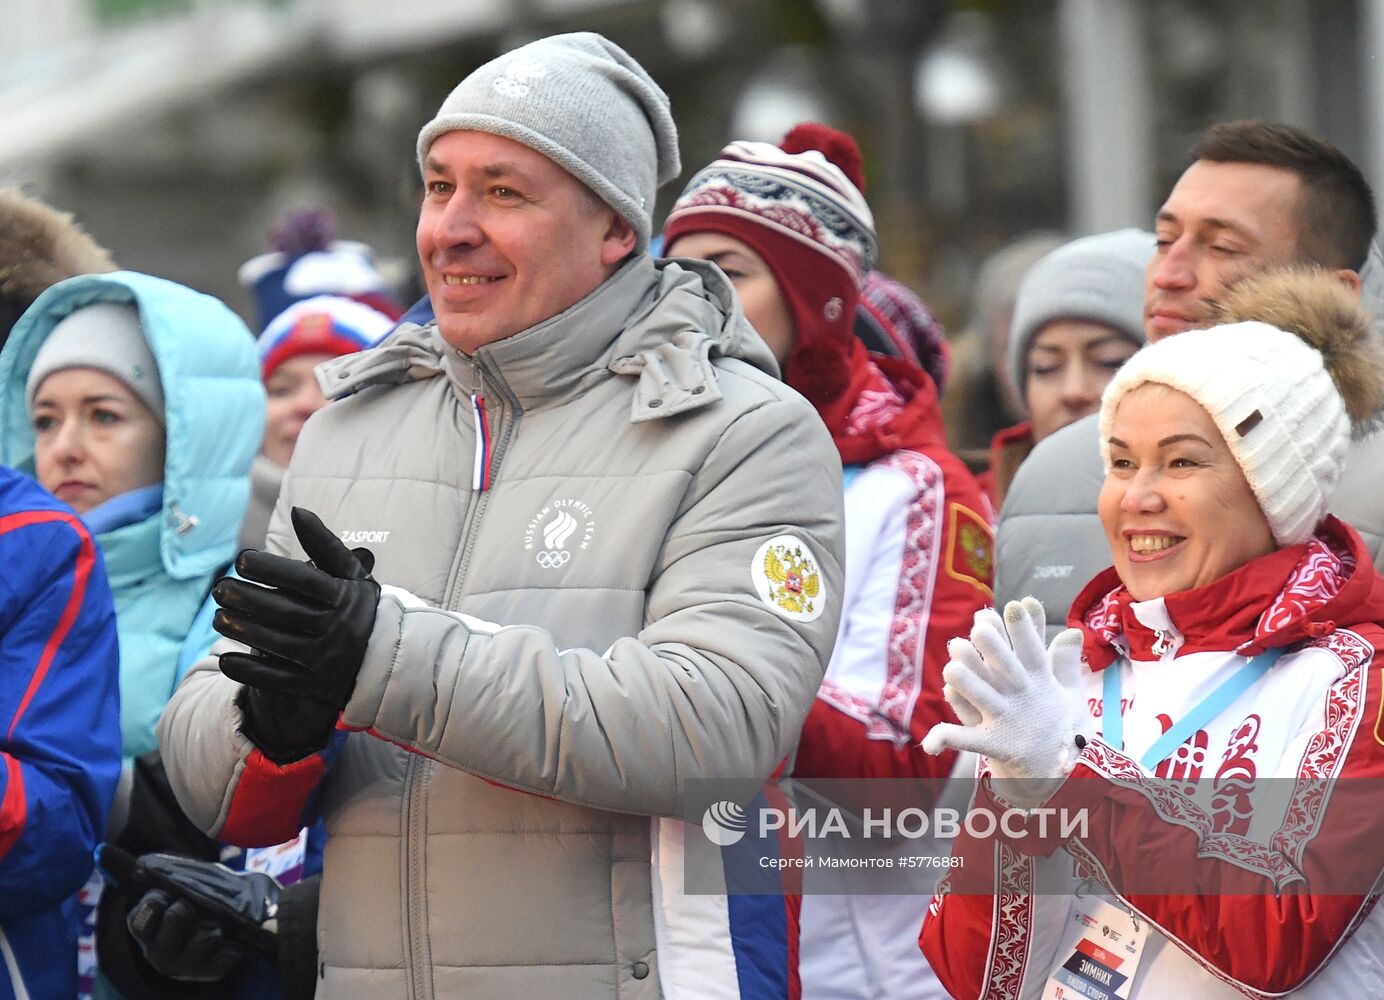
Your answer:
[463,254,661,411]
[319,255,777,422]
[826,350,950,464]
[1070,515,1384,668]
[98,511,165,591]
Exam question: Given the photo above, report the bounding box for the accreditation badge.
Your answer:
[1041,897,1148,1000]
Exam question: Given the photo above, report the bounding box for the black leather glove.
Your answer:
[214,508,381,758]
[96,758,237,998]
[99,846,281,979]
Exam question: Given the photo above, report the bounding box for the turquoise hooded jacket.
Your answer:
[0,271,265,759]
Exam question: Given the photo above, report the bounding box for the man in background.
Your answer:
[996,120,1384,633]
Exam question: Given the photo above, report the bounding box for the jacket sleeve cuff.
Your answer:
[341,587,506,740]
[980,740,1115,857]
[341,591,407,732]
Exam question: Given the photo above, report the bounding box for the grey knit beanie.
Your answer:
[1008,228,1155,399]
[26,302,164,422]
[416,32,681,254]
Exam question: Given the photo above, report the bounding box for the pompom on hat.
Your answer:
[238,208,404,333]
[258,295,395,380]
[417,32,680,255]
[663,122,878,405]
[1099,268,1384,546]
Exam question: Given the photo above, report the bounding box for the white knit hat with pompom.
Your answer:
[1099,268,1384,546]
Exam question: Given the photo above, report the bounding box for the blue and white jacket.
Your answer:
[0,466,121,1000]
[0,272,265,997]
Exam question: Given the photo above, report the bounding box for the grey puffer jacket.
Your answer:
[237,454,283,551]
[995,412,1384,640]
[158,255,844,999]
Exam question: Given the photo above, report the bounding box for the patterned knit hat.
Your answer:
[859,270,950,392]
[258,295,394,380]
[663,123,878,404]
[1099,269,1384,546]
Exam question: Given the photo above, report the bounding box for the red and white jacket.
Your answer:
[792,365,994,786]
[921,515,1384,999]
[792,360,993,1000]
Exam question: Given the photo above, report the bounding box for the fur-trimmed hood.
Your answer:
[0,189,115,311]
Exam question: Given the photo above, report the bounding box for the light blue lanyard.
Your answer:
[1101,646,1284,768]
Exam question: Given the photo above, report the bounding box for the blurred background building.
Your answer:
[3,0,1380,328]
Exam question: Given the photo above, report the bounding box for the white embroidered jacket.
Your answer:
[922,516,1384,999]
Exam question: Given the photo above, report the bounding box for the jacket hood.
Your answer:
[0,271,265,579]
[316,255,778,421]
[0,189,115,310]
[1358,237,1384,341]
[1069,515,1384,668]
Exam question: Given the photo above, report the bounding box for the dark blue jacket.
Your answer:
[0,467,121,1000]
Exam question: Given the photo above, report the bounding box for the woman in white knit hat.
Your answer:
[919,267,1384,997]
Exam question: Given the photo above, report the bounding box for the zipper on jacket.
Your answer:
[469,361,492,493]
[445,357,521,609]
[405,355,520,994]
[401,754,433,999]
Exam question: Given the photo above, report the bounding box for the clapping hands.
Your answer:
[923,597,1089,808]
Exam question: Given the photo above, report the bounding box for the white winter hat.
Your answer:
[1098,269,1384,547]
[1100,322,1346,545]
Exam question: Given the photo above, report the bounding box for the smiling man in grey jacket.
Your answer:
[157,33,843,1000]
[996,120,1384,638]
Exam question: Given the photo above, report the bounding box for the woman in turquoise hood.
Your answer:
[0,271,264,995]
[0,271,264,761]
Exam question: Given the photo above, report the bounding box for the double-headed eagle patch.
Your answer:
[752,534,826,623]
[944,502,994,597]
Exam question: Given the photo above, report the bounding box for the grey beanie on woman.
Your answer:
[26,302,164,422]
[1008,228,1154,399]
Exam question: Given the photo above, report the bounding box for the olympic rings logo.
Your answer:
[536,550,571,569]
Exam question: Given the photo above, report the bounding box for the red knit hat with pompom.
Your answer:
[663,123,877,407]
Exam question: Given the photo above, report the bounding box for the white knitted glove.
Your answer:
[923,597,1087,808]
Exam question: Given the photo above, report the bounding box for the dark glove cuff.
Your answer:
[236,685,339,765]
